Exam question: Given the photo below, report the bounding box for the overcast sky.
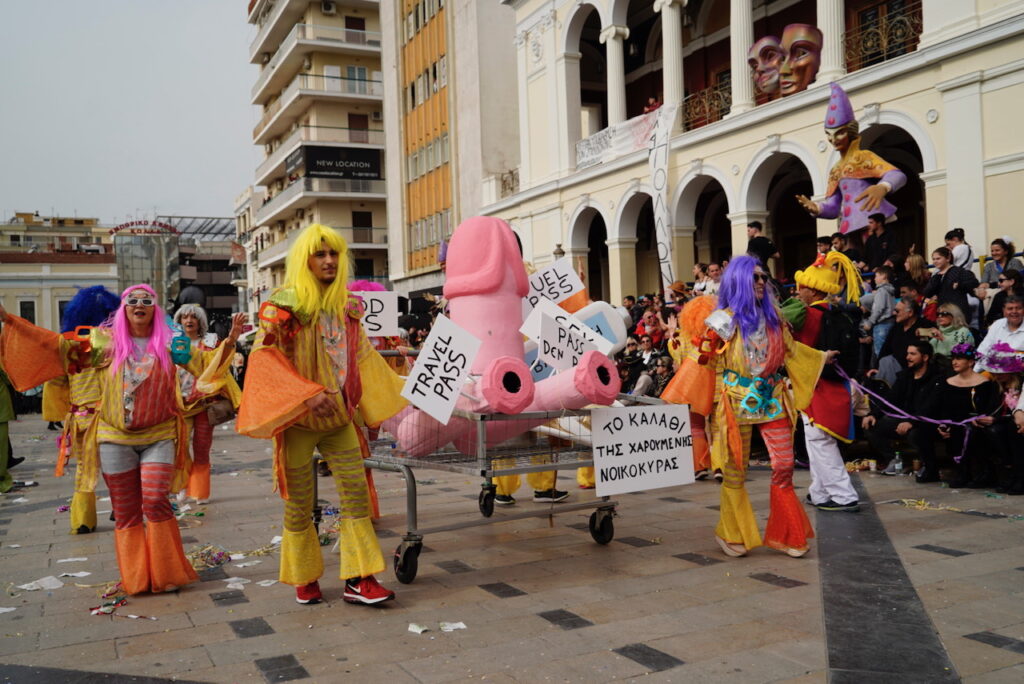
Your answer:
[0,1,260,224]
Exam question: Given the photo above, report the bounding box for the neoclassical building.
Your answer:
[486,0,1024,302]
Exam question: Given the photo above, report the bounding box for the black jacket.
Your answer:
[923,266,979,320]
[880,317,925,368]
[874,364,944,418]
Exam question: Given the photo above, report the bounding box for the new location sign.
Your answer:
[591,405,694,497]
[400,315,480,425]
[286,145,383,180]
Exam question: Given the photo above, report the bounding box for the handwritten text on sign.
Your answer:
[526,257,584,308]
[538,314,598,371]
[591,405,694,497]
[400,315,481,425]
[520,298,614,356]
[351,291,399,337]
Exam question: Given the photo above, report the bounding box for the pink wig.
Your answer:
[349,279,387,292]
[104,283,173,375]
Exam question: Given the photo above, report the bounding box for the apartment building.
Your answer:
[245,0,390,305]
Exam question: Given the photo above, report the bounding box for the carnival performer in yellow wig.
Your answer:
[236,223,406,606]
[663,255,832,558]
[0,286,243,594]
[782,251,864,512]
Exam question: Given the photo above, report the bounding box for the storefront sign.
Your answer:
[591,404,694,496]
[351,290,399,337]
[291,145,383,180]
[108,220,179,236]
[401,314,480,425]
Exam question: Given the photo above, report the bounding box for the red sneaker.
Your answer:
[295,581,323,604]
[343,576,395,605]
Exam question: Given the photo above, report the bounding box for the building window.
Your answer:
[9,234,20,245]
[19,300,36,324]
[438,55,447,88]
[845,0,923,72]
[58,299,71,322]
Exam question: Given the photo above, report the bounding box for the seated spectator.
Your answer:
[924,246,979,321]
[900,280,937,323]
[902,253,931,291]
[917,303,974,361]
[874,297,926,385]
[704,262,722,295]
[631,355,673,398]
[985,269,1024,328]
[980,344,1024,495]
[691,264,711,295]
[862,341,943,481]
[861,264,897,359]
[945,228,976,270]
[635,308,667,348]
[979,237,1024,291]
[637,334,658,366]
[976,296,1024,372]
[816,236,832,255]
[931,344,1002,488]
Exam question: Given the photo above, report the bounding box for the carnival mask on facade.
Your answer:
[747,36,783,96]
[779,24,823,96]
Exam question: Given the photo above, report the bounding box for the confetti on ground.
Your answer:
[409,623,429,634]
[99,497,111,502]
[233,560,262,568]
[895,499,963,513]
[6,544,21,549]
[439,622,467,632]
[230,553,245,561]
[223,577,251,585]
[55,505,70,513]
[0,607,16,614]
[11,498,28,503]
[256,580,277,587]
[58,572,91,578]
[186,545,231,570]
[18,576,64,591]
[56,557,88,563]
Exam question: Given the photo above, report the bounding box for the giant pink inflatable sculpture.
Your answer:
[384,216,620,457]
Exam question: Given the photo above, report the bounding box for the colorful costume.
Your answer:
[0,363,13,494]
[236,227,406,599]
[663,256,825,556]
[0,285,234,594]
[784,252,862,509]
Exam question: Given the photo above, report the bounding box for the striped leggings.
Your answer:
[190,411,213,467]
[99,440,176,529]
[282,424,370,532]
[722,419,796,488]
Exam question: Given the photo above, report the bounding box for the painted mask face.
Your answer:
[747,36,783,96]
[825,125,855,154]
[779,24,823,96]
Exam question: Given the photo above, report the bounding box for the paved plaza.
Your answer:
[1,415,1023,683]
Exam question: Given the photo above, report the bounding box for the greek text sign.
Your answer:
[400,315,480,425]
[526,257,584,308]
[351,291,399,337]
[520,298,613,356]
[537,314,598,371]
[592,405,694,496]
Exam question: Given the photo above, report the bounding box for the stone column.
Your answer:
[728,0,754,115]
[672,226,696,280]
[558,51,583,173]
[938,74,986,253]
[816,0,846,83]
[656,0,685,106]
[600,25,630,125]
[606,237,638,304]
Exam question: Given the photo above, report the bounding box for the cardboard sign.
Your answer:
[537,314,599,371]
[524,343,555,382]
[526,257,584,308]
[351,291,399,337]
[400,315,480,425]
[591,405,694,496]
[520,298,613,356]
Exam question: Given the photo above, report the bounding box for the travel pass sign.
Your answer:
[400,315,480,425]
[520,298,614,356]
[591,405,694,497]
[526,257,584,308]
[351,291,399,337]
[537,314,598,371]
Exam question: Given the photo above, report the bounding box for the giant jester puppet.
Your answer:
[661,255,830,558]
[797,82,907,234]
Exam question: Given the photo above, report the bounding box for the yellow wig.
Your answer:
[284,223,351,319]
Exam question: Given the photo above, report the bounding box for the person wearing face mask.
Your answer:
[0,287,244,595]
[777,24,822,96]
[796,83,907,236]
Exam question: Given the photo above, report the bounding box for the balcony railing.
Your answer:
[681,84,731,132]
[347,226,388,245]
[255,177,387,225]
[845,0,923,73]
[251,23,382,99]
[255,125,386,182]
[253,73,384,138]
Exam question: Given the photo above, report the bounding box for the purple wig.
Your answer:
[103,283,173,375]
[715,255,780,337]
[61,286,120,332]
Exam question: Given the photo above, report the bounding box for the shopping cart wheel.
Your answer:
[589,509,615,545]
[394,542,421,584]
[478,487,496,518]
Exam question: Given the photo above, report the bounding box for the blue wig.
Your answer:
[715,255,780,337]
[61,286,121,332]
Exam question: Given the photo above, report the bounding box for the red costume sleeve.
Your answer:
[0,314,67,391]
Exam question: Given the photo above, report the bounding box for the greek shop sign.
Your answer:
[401,315,480,425]
[351,291,399,337]
[592,405,694,496]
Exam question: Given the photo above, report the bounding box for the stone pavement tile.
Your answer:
[103,644,214,678]
[904,548,1024,585]
[349,601,503,641]
[766,637,828,671]
[917,578,1003,611]
[293,651,420,683]
[518,648,651,681]
[204,621,372,668]
[944,633,1024,677]
[963,664,1024,683]
[771,671,828,684]
[441,613,554,650]
[115,622,236,659]
[186,591,313,628]
[1,637,117,668]
[397,634,578,683]
[181,658,262,683]
[262,609,364,644]
[637,648,813,684]
[643,618,813,666]
[826,616,958,680]
[568,588,705,625]
[932,595,1024,633]
[427,673,518,684]
[36,610,194,650]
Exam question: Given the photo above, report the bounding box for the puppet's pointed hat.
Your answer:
[824,82,855,129]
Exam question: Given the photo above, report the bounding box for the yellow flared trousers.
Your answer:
[278,423,384,586]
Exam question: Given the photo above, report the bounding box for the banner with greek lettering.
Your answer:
[351,291,399,337]
[591,404,694,496]
[525,257,585,309]
[400,315,480,425]
[647,103,678,289]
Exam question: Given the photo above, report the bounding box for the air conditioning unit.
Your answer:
[371,111,383,122]
[321,1,337,16]
[261,52,272,65]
